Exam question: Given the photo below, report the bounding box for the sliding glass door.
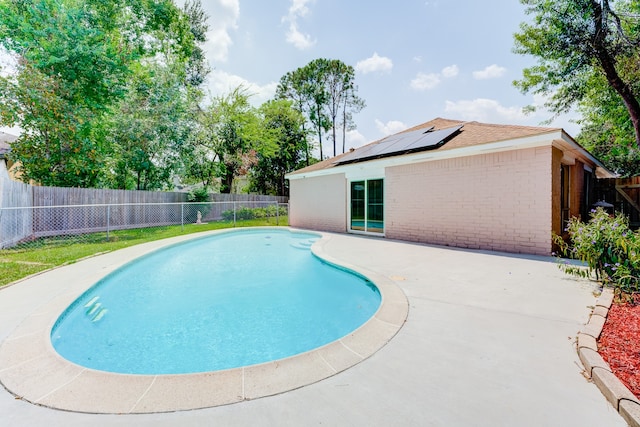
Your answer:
[350,179,384,234]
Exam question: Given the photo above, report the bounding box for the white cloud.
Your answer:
[355,52,393,75]
[441,64,459,78]
[345,129,368,149]
[410,64,458,91]
[282,0,316,50]
[206,70,278,106]
[410,72,441,91]
[472,64,507,80]
[375,119,408,136]
[444,98,526,122]
[204,0,240,63]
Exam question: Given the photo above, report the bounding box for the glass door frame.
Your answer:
[348,178,384,235]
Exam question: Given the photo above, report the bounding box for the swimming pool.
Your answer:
[51,229,381,374]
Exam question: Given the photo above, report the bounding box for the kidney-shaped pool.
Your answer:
[51,229,381,374]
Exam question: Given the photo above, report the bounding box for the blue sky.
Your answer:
[1,0,580,150]
[193,0,581,151]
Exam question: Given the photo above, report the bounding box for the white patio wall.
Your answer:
[289,173,347,233]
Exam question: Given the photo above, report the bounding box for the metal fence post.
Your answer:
[106,204,111,241]
[181,203,184,232]
[233,201,236,227]
[276,201,279,226]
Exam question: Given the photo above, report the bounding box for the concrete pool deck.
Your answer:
[0,229,628,426]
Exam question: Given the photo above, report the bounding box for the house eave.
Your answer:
[287,130,588,180]
[551,130,615,178]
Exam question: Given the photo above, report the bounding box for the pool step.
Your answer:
[84,297,108,322]
[290,239,318,250]
[92,308,108,322]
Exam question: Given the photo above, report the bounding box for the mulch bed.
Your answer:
[598,294,640,399]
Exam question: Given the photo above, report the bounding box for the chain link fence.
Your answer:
[0,201,289,250]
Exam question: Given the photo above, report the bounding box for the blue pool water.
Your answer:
[51,229,381,374]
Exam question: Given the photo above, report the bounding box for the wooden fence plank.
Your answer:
[1,177,288,248]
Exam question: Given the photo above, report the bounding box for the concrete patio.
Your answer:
[0,230,627,426]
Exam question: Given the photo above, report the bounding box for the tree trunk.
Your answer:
[221,173,233,193]
[342,105,347,154]
[592,0,640,148]
[316,104,324,161]
[332,126,337,157]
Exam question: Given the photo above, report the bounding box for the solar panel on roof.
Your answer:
[334,125,462,165]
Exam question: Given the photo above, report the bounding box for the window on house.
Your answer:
[350,179,384,234]
[561,164,570,231]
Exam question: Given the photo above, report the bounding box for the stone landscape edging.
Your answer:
[578,287,640,427]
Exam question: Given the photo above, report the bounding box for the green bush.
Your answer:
[185,187,211,222]
[221,206,288,221]
[554,207,640,293]
[187,187,210,203]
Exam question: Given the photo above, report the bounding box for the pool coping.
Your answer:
[0,227,409,414]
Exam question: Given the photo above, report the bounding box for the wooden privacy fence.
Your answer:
[595,177,640,228]
[30,186,287,207]
[0,176,288,248]
[0,163,32,247]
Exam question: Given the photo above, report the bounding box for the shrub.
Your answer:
[554,207,640,294]
[221,205,288,221]
[185,187,211,222]
[187,187,210,203]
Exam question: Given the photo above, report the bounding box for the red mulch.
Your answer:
[597,294,640,398]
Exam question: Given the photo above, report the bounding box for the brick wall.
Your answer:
[551,147,563,238]
[289,173,347,233]
[385,146,554,255]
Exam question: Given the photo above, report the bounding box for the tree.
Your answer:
[577,72,640,176]
[249,99,308,196]
[182,0,210,88]
[187,87,275,193]
[277,58,364,160]
[275,69,313,165]
[513,0,640,147]
[0,64,104,186]
[323,59,365,157]
[102,63,195,190]
[0,0,205,187]
[341,83,366,154]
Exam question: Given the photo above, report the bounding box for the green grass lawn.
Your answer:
[0,217,288,288]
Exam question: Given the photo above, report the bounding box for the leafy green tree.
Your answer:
[187,87,276,193]
[182,0,210,88]
[102,63,196,190]
[323,59,365,157]
[341,85,366,154]
[0,64,104,186]
[278,63,328,161]
[513,0,640,147]
[0,0,204,187]
[0,0,132,186]
[577,72,640,176]
[249,99,309,196]
[275,69,313,166]
[277,58,364,160]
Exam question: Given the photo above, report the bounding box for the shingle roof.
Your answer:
[402,118,560,149]
[290,117,561,175]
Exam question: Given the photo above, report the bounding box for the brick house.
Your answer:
[286,118,613,256]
